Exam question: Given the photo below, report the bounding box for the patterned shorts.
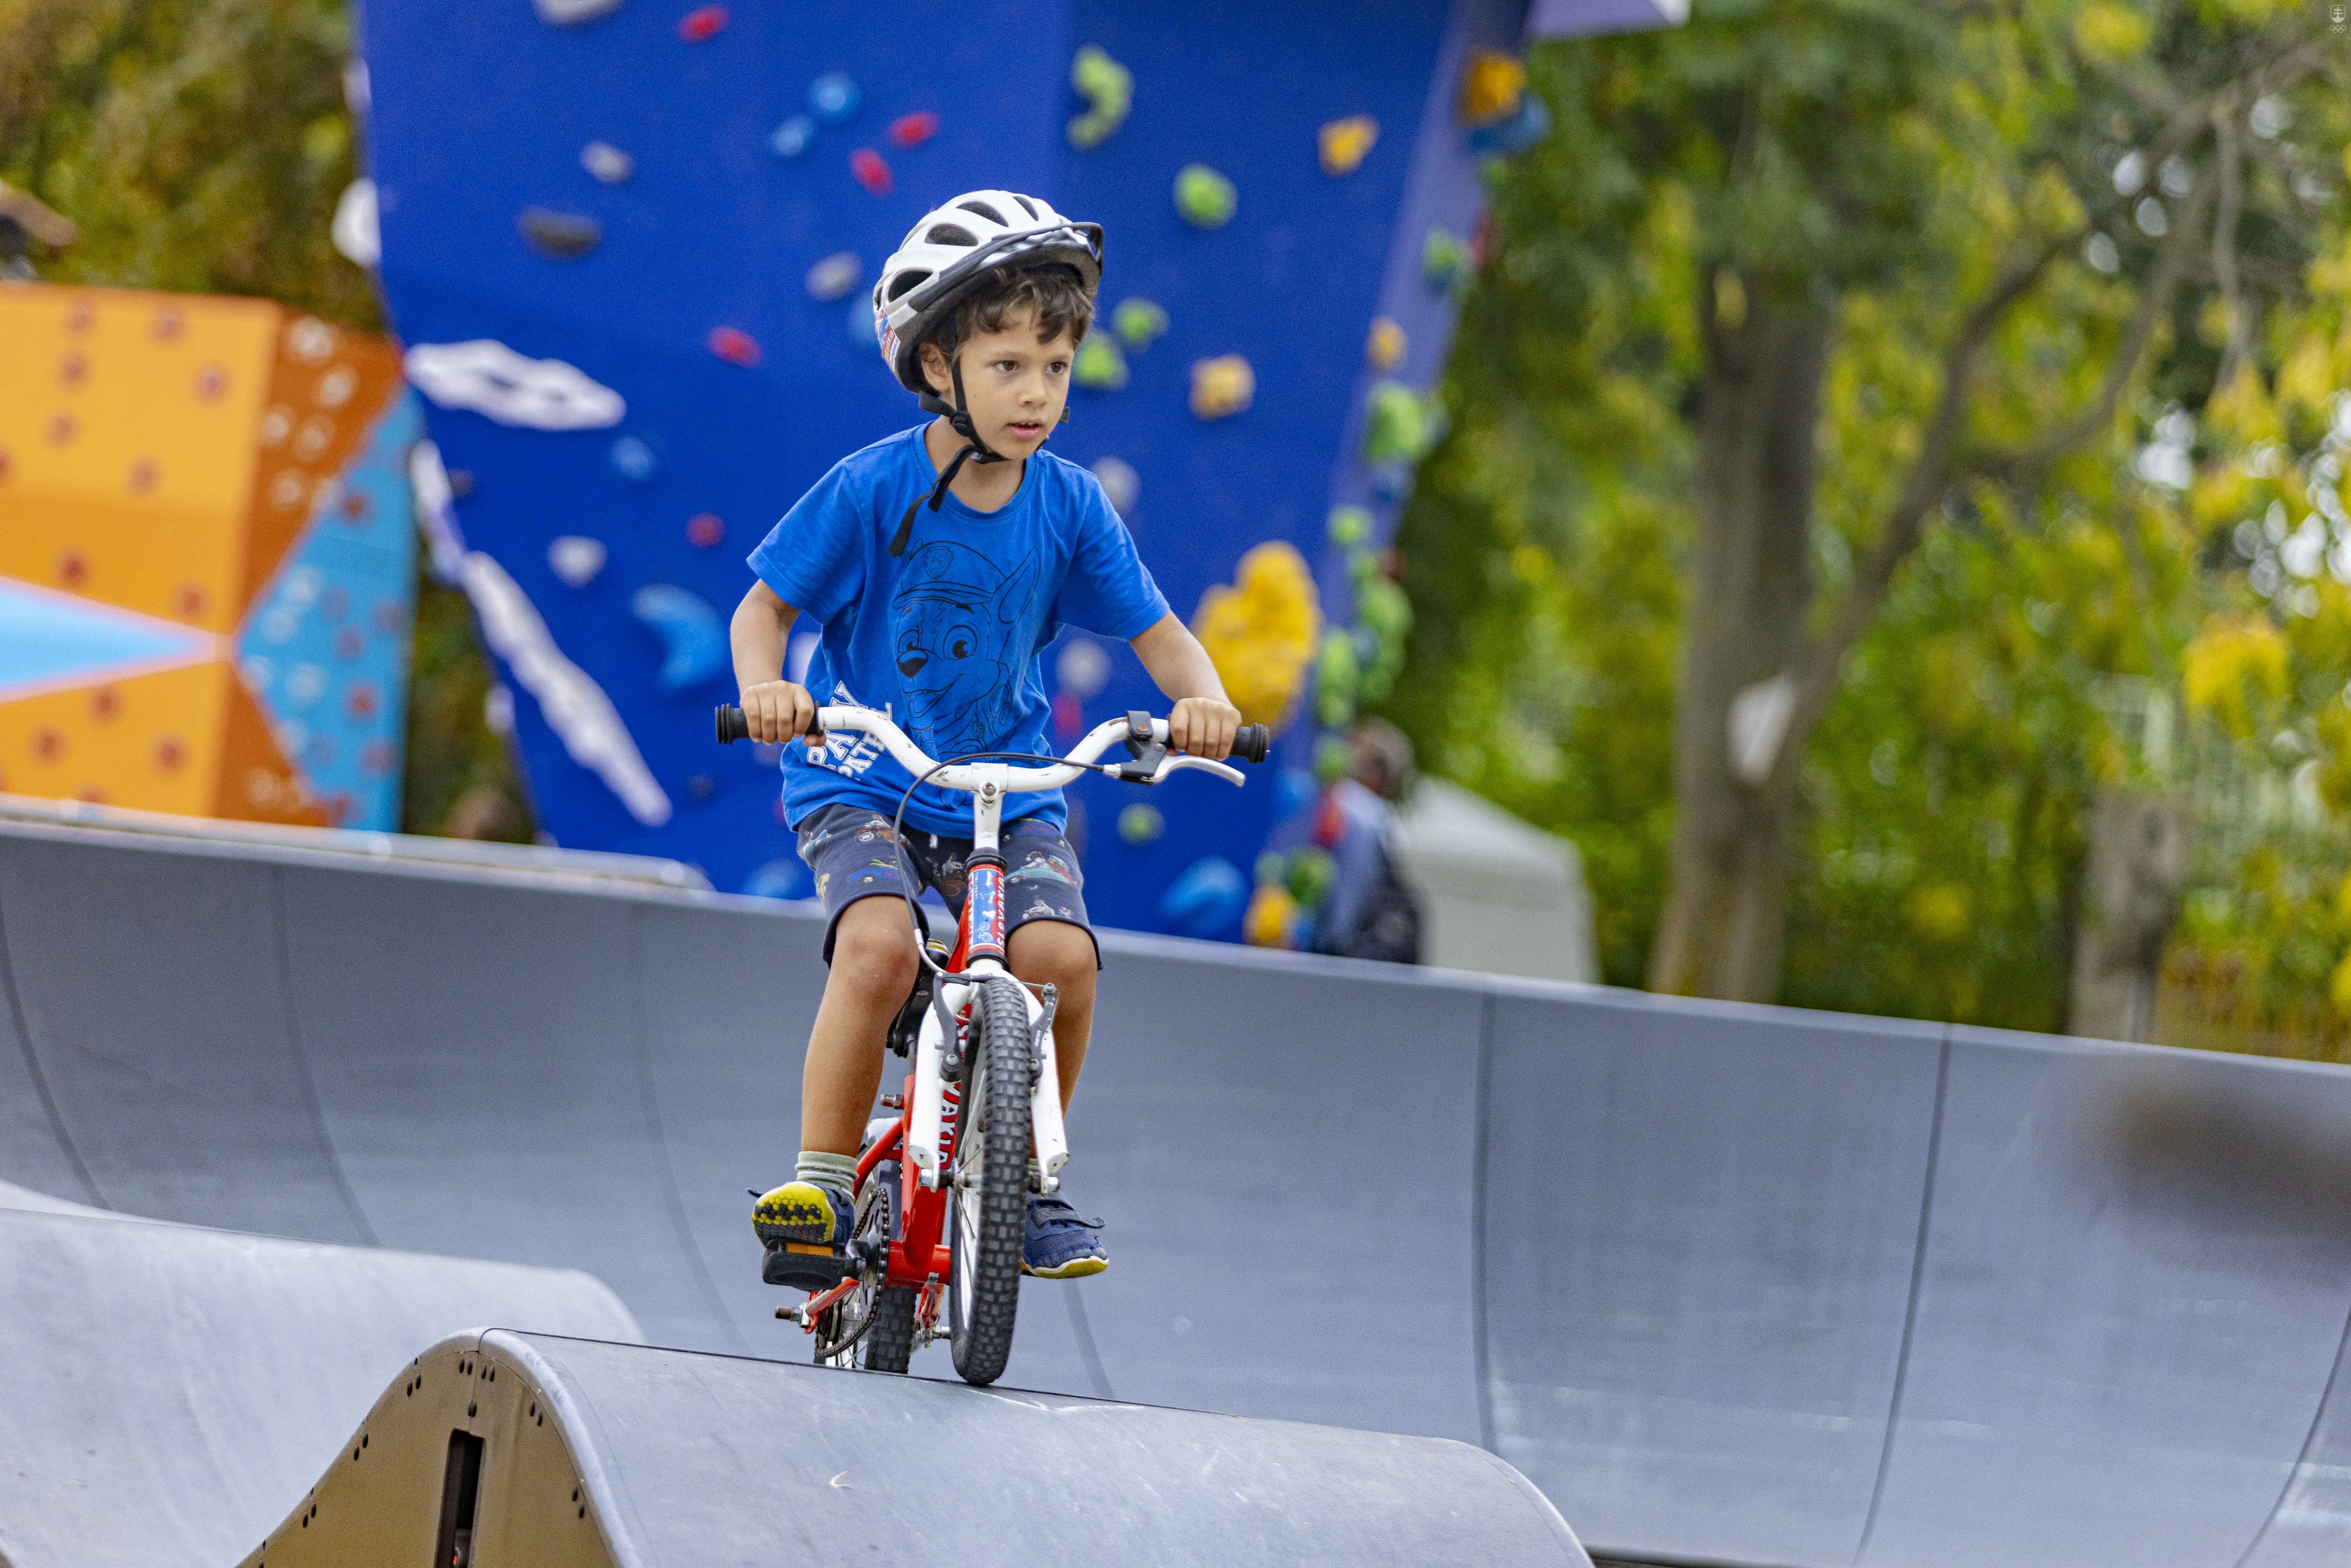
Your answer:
[795,804,1097,968]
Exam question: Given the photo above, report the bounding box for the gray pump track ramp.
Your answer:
[7,799,2351,1565]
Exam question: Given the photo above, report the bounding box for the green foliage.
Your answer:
[1386,0,2350,1036]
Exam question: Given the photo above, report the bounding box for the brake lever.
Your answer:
[1149,755,1247,787]
[1114,709,1167,783]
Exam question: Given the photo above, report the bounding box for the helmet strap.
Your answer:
[893,354,1019,556]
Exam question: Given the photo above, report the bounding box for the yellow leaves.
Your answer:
[2183,616,2289,739]
[1511,544,1551,586]
[2202,362,2280,447]
[1908,883,1974,942]
[2021,163,2085,236]
[2072,0,2149,58]
[2277,337,2338,420]
[2190,464,2250,528]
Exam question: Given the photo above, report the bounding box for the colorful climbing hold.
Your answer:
[1074,337,1127,391]
[630,584,729,691]
[886,111,938,149]
[518,208,603,261]
[1088,456,1139,516]
[1173,164,1236,229]
[1457,50,1527,126]
[1111,298,1167,351]
[677,5,727,42]
[847,297,878,346]
[808,71,861,125]
[1188,355,1254,420]
[742,857,813,900]
[849,148,893,196]
[685,512,725,548]
[1327,506,1372,548]
[1056,637,1113,699]
[1362,380,1436,465]
[1318,115,1379,177]
[548,536,607,588]
[534,0,620,25]
[1117,801,1164,845]
[1159,856,1247,937]
[1423,226,1469,294]
[1470,95,1552,157]
[707,326,762,367]
[1366,317,1405,371]
[805,251,861,301]
[1067,45,1133,150]
[1243,883,1300,950]
[610,435,658,483]
[1315,628,1361,727]
[404,339,624,429]
[768,115,817,161]
[581,141,634,183]
[1273,766,1318,820]
[1190,540,1321,729]
[1051,690,1083,740]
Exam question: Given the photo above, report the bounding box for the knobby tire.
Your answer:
[949,976,1033,1385]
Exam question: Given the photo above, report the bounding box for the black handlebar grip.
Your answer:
[1229,724,1270,764]
[715,705,749,744]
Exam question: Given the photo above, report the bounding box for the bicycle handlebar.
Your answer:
[714,703,1269,776]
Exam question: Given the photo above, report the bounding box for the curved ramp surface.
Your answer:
[0,1184,638,1568]
[10,805,2351,1566]
[239,1330,1587,1568]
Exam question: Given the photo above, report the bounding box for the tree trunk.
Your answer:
[2066,789,2189,1043]
[1647,278,1835,1002]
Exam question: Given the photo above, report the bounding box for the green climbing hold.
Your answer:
[1174,164,1237,230]
[1068,45,1133,149]
[1118,801,1164,845]
[1327,506,1372,547]
[1113,297,1168,351]
[1074,337,1129,391]
[1312,734,1353,784]
[1362,380,1435,466]
[1254,849,1289,888]
[1286,846,1338,911]
[1423,226,1469,293]
[1315,629,1361,729]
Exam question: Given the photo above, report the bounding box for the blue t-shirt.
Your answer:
[748,426,1170,837]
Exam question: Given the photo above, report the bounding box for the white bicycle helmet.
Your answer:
[872,189,1104,395]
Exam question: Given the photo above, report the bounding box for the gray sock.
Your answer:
[795,1151,858,1193]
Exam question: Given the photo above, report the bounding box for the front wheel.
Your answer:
[948,976,1034,1385]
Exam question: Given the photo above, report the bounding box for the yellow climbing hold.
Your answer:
[1365,316,1405,370]
[1457,50,1526,126]
[1319,115,1379,177]
[1190,540,1322,731]
[1244,883,1302,949]
[1189,354,1255,420]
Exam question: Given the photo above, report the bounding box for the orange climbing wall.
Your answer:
[0,284,405,825]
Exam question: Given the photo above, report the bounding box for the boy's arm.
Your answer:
[730,582,820,744]
[1129,612,1242,761]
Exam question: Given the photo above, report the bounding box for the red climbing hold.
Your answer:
[1052,690,1082,740]
[686,512,726,548]
[886,112,938,149]
[849,148,893,196]
[707,326,762,367]
[678,5,727,41]
[346,682,380,721]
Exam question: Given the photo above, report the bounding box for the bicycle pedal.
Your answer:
[762,1243,851,1290]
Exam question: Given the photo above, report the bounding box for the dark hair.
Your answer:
[920,262,1093,374]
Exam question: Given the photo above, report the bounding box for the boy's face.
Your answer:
[923,309,1074,458]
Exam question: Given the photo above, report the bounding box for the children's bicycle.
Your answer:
[717,701,1267,1385]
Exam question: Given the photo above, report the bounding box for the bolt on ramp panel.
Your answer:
[239,1330,1590,1568]
[0,1207,638,1568]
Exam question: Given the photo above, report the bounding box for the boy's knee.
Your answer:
[830,901,920,999]
[1011,920,1096,994]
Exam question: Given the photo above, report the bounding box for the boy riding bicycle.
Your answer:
[733,190,1242,1283]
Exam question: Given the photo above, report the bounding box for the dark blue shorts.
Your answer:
[795,804,1098,968]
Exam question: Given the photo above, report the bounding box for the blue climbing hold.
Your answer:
[742,856,814,900]
[1274,766,1317,820]
[610,435,658,483]
[768,114,817,160]
[1159,856,1247,938]
[808,72,860,125]
[630,584,729,691]
[847,296,878,346]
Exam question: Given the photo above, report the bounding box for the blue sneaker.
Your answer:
[1023,1194,1107,1279]
[752,1180,852,1248]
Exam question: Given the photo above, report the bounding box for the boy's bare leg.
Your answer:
[1006,919,1096,1112]
[799,896,921,1156]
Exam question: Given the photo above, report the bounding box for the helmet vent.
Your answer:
[956,200,1008,226]
[923,223,978,247]
[886,270,931,301]
[1012,195,1040,219]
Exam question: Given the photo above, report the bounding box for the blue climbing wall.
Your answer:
[360,0,1528,932]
